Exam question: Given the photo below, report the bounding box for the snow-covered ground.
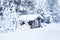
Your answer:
[0,23,60,40]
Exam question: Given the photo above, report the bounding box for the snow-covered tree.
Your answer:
[46,0,60,23]
[17,0,37,15]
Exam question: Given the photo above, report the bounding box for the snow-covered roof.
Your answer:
[18,14,43,22]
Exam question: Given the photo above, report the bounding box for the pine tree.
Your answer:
[45,0,60,23]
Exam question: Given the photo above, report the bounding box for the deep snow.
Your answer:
[0,23,60,40]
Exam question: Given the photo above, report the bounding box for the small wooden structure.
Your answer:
[18,14,43,29]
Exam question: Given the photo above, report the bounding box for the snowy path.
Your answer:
[0,23,60,40]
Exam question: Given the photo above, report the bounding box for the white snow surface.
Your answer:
[0,23,60,40]
[18,14,43,21]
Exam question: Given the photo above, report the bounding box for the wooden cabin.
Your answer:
[18,14,43,29]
